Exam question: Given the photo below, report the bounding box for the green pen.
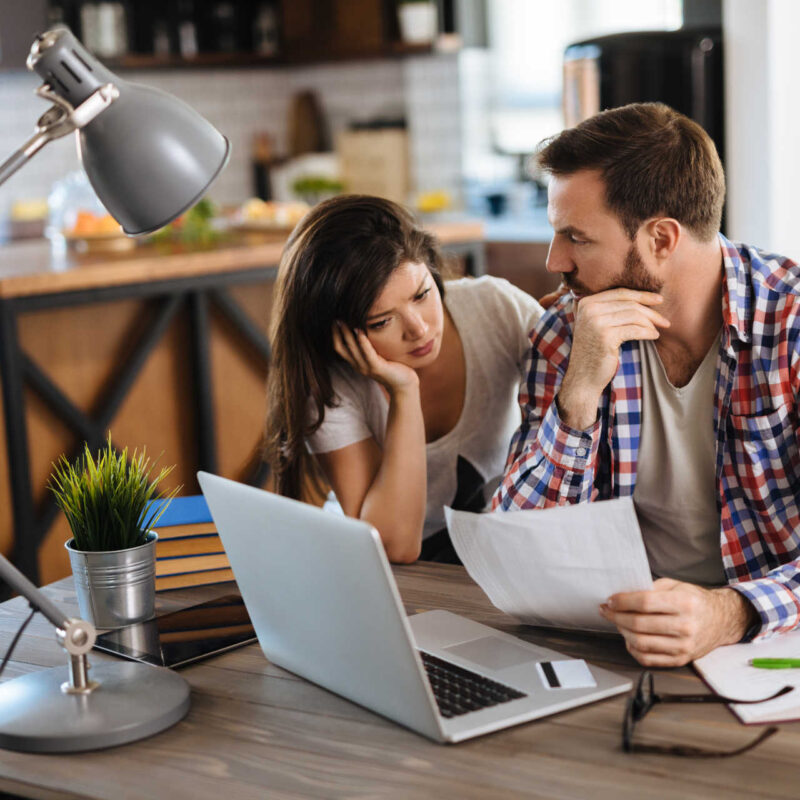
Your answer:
[750,658,800,669]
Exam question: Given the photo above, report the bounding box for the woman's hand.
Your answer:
[333,322,419,394]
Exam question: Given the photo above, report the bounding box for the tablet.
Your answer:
[93,593,257,668]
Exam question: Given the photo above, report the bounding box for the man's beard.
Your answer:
[565,243,664,296]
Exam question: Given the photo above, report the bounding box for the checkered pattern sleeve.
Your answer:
[725,288,800,638]
[492,305,602,510]
[730,565,800,640]
[720,243,800,637]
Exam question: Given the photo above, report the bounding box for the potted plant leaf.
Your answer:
[49,436,179,629]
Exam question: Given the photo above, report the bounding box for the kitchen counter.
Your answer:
[483,208,552,243]
[0,220,486,589]
[0,218,485,296]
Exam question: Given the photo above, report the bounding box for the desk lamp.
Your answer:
[0,26,230,234]
[0,25,231,751]
[0,554,190,752]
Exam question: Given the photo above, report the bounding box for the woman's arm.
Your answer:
[316,325,427,563]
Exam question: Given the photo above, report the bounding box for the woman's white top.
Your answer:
[306,276,543,538]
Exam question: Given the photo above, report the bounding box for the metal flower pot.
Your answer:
[65,532,157,629]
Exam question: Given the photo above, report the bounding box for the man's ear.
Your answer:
[645,217,681,261]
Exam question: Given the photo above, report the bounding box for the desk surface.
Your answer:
[0,564,797,800]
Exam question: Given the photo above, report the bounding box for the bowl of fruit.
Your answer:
[232,198,310,234]
[64,210,135,254]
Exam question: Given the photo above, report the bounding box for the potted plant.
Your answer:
[397,0,438,45]
[49,436,178,629]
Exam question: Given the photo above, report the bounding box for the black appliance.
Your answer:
[563,28,724,166]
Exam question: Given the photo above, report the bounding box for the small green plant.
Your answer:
[291,175,345,205]
[49,436,180,552]
[150,196,222,246]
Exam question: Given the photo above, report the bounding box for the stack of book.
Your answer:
[148,495,235,591]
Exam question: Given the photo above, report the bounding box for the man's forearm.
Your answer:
[713,588,760,645]
[493,403,600,510]
[555,374,602,431]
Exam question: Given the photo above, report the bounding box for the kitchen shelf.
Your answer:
[38,0,441,73]
[103,52,284,71]
[103,43,434,72]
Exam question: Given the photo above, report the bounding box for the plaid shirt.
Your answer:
[493,234,800,640]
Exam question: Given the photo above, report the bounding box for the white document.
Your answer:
[694,630,800,724]
[444,497,652,633]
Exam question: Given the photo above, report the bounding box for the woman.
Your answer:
[266,195,542,563]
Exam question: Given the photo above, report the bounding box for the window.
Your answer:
[461,0,682,184]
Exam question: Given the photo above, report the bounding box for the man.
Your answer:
[493,102,800,667]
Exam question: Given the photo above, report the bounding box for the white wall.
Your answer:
[724,0,800,258]
[0,54,462,225]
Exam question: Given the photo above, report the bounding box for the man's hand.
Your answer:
[599,578,759,667]
[558,289,670,429]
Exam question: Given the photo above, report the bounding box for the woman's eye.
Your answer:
[367,318,390,331]
[415,287,432,301]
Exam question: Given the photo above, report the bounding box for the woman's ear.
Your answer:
[645,217,681,261]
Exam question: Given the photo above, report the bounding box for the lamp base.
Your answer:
[0,660,190,753]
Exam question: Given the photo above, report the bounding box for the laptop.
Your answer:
[197,472,631,743]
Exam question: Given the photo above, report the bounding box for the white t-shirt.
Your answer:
[633,334,726,586]
[306,276,543,538]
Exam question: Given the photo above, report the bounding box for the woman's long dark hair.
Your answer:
[265,195,445,499]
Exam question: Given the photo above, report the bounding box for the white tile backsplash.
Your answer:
[404,54,462,202]
[0,53,462,223]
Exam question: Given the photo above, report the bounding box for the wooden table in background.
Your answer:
[0,562,797,800]
[0,221,484,589]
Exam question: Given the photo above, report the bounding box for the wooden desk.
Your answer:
[0,563,797,800]
[0,221,484,588]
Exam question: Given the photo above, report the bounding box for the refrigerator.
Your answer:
[563,27,724,167]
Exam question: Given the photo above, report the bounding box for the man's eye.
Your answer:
[568,234,587,245]
[367,318,390,331]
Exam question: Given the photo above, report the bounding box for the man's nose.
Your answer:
[545,237,572,274]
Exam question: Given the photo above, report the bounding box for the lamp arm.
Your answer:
[0,148,32,188]
[0,83,119,189]
[0,550,97,693]
[0,132,52,187]
[0,552,70,630]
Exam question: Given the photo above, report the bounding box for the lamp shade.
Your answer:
[28,27,230,235]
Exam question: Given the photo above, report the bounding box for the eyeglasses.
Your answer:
[622,671,792,758]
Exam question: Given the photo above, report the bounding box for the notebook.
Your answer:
[197,472,631,743]
[694,630,800,724]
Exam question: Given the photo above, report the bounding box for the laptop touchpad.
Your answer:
[444,636,537,671]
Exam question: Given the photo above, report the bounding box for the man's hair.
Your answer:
[536,102,725,241]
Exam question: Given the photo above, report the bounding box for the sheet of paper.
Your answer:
[444,497,652,633]
[694,630,800,723]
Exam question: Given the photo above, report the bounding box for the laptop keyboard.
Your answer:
[419,651,527,718]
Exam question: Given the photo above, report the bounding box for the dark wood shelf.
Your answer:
[105,52,284,71]
[105,43,435,72]
[37,0,442,73]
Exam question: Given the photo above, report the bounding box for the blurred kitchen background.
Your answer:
[2,0,800,585]
[2,1,798,269]
[4,1,795,291]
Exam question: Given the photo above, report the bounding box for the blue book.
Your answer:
[147,495,212,527]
